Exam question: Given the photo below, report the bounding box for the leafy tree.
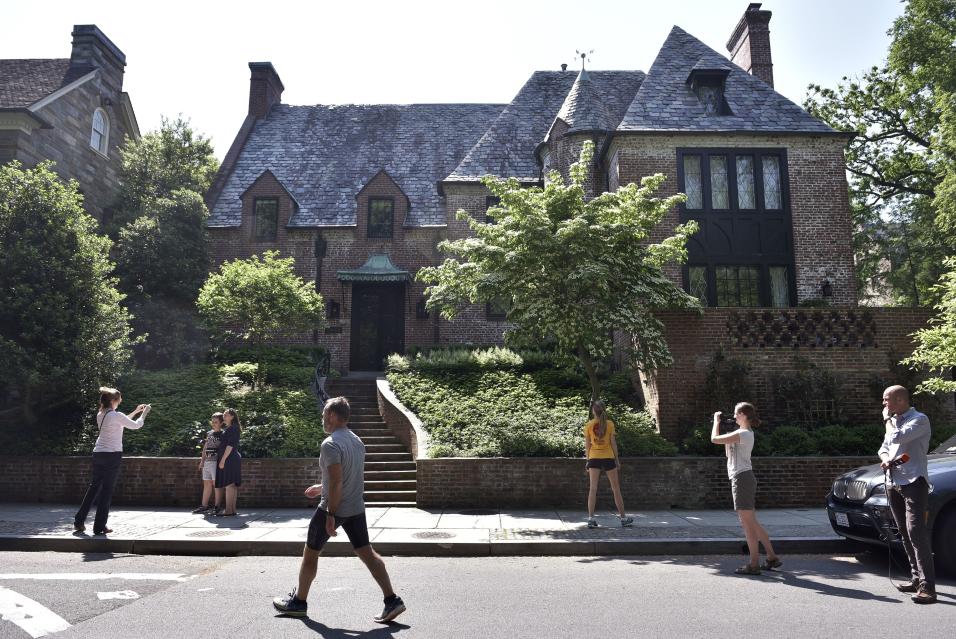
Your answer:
[115,189,209,302]
[804,0,956,306]
[115,116,219,226]
[417,142,699,402]
[903,257,956,394]
[197,251,324,385]
[0,162,135,428]
[112,118,219,367]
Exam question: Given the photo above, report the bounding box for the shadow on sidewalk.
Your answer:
[278,616,410,637]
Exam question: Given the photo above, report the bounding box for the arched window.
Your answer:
[90,108,109,155]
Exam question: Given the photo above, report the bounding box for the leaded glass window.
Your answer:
[769,266,790,307]
[683,155,702,209]
[698,85,724,115]
[254,198,278,241]
[736,155,755,209]
[368,198,394,239]
[689,266,708,305]
[710,156,729,209]
[90,108,109,155]
[762,156,781,209]
[715,266,760,307]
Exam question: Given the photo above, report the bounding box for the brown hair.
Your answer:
[591,400,608,438]
[325,396,351,422]
[735,402,761,428]
[211,412,224,427]
[99,387,121,412]
[223,408,241,434]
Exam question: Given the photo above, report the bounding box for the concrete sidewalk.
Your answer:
[0,503,854,557]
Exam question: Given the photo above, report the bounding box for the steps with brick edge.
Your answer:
[323,378,417,508]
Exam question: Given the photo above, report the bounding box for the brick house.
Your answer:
[207,4,954,436]
[0,25,139,220]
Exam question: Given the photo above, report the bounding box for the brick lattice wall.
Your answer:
[416,456,874,509]
[640,306,955,439]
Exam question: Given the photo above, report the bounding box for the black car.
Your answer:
[827,434,956,574]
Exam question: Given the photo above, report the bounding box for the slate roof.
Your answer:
[208,103,504,228]
[617,26,836,134]
[552,68,614,134]
[447,70,645,182]
[0,59,94,109]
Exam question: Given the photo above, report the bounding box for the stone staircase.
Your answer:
[325,378,417,507]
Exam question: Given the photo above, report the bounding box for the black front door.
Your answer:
[349,283,405,371]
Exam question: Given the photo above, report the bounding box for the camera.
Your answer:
[719,412,737,433]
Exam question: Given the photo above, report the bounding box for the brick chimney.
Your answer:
[248,62,284,118]
[726,3,774,88]
[70,25,126,71]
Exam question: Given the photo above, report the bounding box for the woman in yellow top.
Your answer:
[584,400,633,529]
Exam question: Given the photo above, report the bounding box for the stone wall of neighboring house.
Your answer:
[12,68,133,221]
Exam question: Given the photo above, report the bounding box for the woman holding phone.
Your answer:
[74,387,150,535]
[215,408,242,516]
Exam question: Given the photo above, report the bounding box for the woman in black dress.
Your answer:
[215,408,242,516]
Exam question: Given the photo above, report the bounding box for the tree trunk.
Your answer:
[577,344,601,404]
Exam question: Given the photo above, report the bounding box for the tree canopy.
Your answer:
[804,0,956,307]
[0,162,135,428]
[197,251,324,383]
[417,142,699,401]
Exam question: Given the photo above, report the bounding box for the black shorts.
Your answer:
[306,509,370,551]
[586,458,617,471]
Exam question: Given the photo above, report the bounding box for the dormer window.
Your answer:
[687,67,732,116]
[368,197,394,239]
[90,108,109,155]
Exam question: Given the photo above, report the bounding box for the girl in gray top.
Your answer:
[711,402,782,575]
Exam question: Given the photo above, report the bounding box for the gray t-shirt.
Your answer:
[318,428,366,517]
[726,429,754,479]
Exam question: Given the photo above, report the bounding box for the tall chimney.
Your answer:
[248,62,284,118]
[70,25,126,72]
[726,3,774,88]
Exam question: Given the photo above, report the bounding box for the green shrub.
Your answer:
[239,414,287,458]
[387,368,674,458]
[766,426,816,456]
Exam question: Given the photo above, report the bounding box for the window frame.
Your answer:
[90,108,110,156]
[486,296,510,321]
[252,197,279,242]
[484,196,500,224]
[367,196,395,239]
[676,148,790,215]
[678,148,794,307]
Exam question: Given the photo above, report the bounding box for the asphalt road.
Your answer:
[0,551,953,638]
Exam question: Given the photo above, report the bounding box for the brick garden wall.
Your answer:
[415,456,875,510]
[0,455,871,510]
[0,457,320,508]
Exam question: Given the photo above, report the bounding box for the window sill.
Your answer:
[89,145,109,159]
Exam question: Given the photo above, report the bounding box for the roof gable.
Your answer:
[240,169,300,206]
[0,59,95,109]
[209,103,504,228]
[447,70,644,182]
[617,26,836,134]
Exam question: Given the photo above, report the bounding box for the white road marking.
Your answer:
[0,586,71,638]
[96,590,140,600]
[0,573,192,582]
[197,588,214,592]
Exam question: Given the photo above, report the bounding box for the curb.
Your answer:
[0,536,861,558]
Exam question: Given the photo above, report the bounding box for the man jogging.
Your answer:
[273,396,406,622]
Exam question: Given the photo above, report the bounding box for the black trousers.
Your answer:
[74,452,122,533]
[888,476,935,590]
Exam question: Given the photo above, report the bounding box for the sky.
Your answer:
[1,0,906,160]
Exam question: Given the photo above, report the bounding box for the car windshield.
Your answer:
[932,433,956,455]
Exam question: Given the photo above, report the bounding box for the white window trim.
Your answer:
[90,108,110,157]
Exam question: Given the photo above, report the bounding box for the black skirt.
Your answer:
[215,454,241,487]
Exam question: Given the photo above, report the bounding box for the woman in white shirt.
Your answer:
[74,387,150,535]
[711,402,781,575]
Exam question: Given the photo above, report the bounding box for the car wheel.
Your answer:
[934,506,956,577]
